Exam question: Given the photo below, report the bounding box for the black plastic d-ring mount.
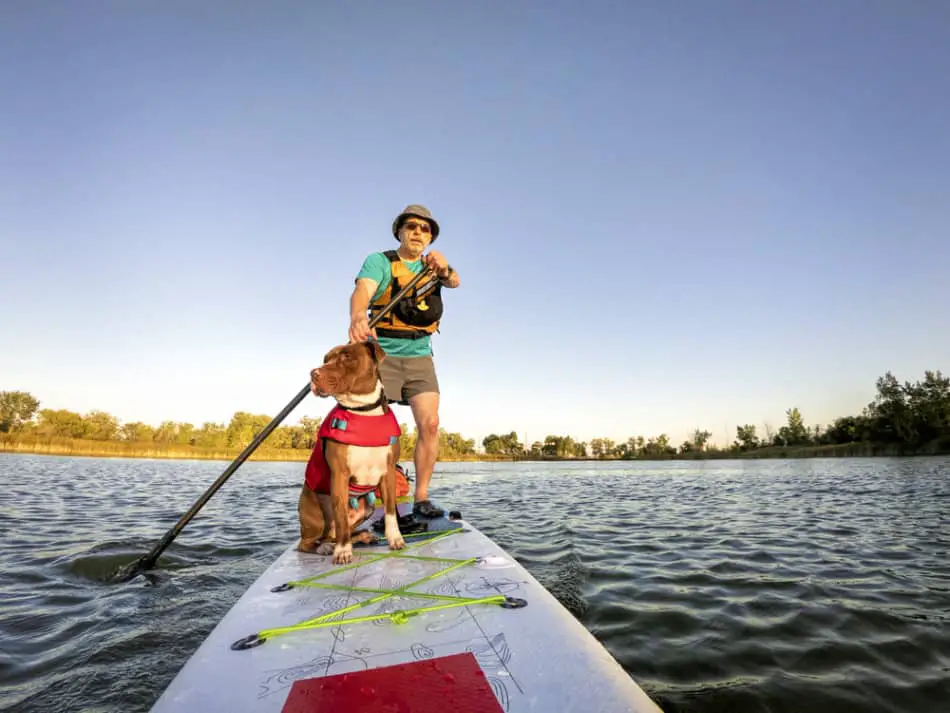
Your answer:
[230,634,265,651]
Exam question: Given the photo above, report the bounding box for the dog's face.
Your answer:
[311,341,385,398]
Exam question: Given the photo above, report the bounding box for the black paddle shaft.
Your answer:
[113,265,436,582]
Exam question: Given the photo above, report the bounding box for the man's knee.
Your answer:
[409,384,440,443]
[417,414,439,440]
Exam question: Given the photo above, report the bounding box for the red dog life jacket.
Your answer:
[305,405,402,500]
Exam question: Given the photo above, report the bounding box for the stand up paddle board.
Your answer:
[149,501,663,713]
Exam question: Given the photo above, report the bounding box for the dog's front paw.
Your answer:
[332,542,353,565]
[316,541,335,556]
[383,513,404,551]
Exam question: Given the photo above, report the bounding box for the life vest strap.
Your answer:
[374,327,432,340]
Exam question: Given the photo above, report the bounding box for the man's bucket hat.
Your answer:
[392,204,440,242]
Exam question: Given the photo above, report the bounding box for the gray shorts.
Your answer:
[379,356,439,405]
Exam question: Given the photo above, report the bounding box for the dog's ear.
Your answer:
[366,340,386,364]
[323,345,344,364]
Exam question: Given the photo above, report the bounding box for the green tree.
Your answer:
[121,422,156,442]
[399,423,416,458]
[541,435,577,458]
[0,391,40,432]
[84,410,119,440]
[590,438,605,458]
[641,434,674,456]
[775,407,810,446]
[36,409,88,438]
[681,428,712,453]
[691,429,712,451]
[622,437,639,458]
[194,422,227,448]
[294,417,322,449]
[482,431,522,456]
[445,431,476,456]
[823,415,865,444]
[267,426,295,449]
[866,372,915,444]
[153,420,179,444]
[734,424,759,451]
[904,370,950,447]
[173,422,196,446]
[226,412,273,449]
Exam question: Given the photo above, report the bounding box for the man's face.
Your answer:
[398,216,433,254]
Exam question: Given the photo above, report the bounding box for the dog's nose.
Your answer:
[310,368,329,397]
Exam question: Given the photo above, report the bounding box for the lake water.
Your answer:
[0,453,948,712]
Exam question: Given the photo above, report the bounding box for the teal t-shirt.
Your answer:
[356,252,433,358]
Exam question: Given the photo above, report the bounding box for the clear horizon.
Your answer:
[2,2,948,450]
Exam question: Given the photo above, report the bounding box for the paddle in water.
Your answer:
[111,265,436,583]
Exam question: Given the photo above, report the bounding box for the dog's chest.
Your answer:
[345,445,390,486]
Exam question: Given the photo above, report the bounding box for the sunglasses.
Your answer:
[402,220,431,234]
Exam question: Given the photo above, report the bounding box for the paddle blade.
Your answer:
[109,555,152,583]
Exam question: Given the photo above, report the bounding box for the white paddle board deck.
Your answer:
[149,503,663,713]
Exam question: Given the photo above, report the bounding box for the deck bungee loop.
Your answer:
[230,525,527,651]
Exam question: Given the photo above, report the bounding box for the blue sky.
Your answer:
[2,1,948,449]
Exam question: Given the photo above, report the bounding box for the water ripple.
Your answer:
[1,454,949,712]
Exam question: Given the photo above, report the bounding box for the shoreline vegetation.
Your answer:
[2,368,948,463]
[0,435,944,463]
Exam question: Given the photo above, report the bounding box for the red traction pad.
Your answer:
[281,651,505,713]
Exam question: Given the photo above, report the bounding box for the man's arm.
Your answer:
[350,278,378,321]
[423,250,460,289]
[349,253,388,342]
[439,267,460,289]
[348,278,378,343]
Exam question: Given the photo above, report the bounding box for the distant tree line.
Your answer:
[0,392,477,459]
[3,369,947,460]
[479,369,950,458]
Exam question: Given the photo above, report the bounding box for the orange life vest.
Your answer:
[369,250,443,340]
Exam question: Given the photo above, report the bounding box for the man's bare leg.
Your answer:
[408,391,443,516]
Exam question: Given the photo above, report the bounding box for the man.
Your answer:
[348,204,460,518]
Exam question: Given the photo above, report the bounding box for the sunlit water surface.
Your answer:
[1,454,948,712]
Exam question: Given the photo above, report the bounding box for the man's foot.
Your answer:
[372,512,428,534]
[413,499,445,519]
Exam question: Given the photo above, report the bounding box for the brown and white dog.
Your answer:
[296,340,405,565]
